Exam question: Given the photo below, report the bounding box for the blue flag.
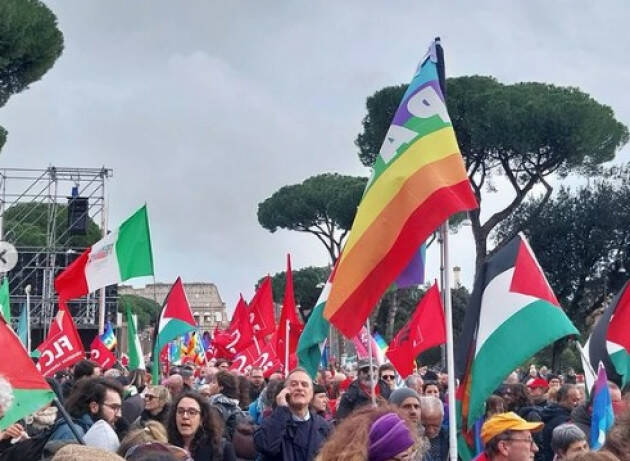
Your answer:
[17,304,28,351]
[591,362,615,449]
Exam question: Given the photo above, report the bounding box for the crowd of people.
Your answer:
[1,359,630,460]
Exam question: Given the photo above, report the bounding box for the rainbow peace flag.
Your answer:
[324,40,477,337]
[100,321,117,350]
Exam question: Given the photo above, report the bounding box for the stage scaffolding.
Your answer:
[0,167,114,340]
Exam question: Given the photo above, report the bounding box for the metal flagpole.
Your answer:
[98,182,108,335]
[285,319,290,377]
[434,36,458,461]
[441,222,458,461]
[25,284,31,353]
[366,317,376,406]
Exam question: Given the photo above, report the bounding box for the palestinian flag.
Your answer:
[151,277,196,383]
[455,233,578,432]
[297,263,337,379]
[589,280,630,387]
[55,205,154,300]
[0,315,55,430]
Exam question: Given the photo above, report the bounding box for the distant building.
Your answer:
[119,282,229,332]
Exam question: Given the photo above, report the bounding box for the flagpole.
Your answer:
[435,36,458,461]
[366,317,376,406]
[25,284,31,353]
[285,319,290,377]
[98,186,108,335]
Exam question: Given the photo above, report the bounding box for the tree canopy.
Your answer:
[356,76,629,275]
[260,265,330,321]
[118,294,161,331]
[258,174,367,263]
[0,0,64,151]
[2,202,102,248]
[495,166,630,332]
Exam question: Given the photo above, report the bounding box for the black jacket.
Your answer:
[191,438,236,461]
[253,406,332,461]
[541,404,572,461]
[570,404,591,439]
[138,404,170,426]
[336,380,372,421]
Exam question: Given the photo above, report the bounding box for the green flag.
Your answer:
[297,265,336,378]
[0,277,10,323]
[17,304,28,351]
[126,305,145,370]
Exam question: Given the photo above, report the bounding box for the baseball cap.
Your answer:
[527,378,549,389]
[481,412,543,444]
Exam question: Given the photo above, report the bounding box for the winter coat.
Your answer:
[138,403,171,426]
[541,404,572,461]
[254,406,332,461]
[25,406,58,437]
[210,393,241,423]
[336,380,375,421]
[189,438,237,461]
[571,404,591,438]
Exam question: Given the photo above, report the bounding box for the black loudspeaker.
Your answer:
[67,197,89,235]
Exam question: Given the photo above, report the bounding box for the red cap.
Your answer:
[527,378,549,389]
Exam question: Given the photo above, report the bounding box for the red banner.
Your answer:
[229,340,282,376]
[90,336,116,370]
[37,302,84,377]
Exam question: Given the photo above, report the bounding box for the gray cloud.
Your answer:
[1,1,628,311]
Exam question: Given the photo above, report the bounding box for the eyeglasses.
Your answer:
[382,375,396,381]
[506,437,535,448]
[102,402,122,413]
[176,407,201,417]
[144,394,157,401]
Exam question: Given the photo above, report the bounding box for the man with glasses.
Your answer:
[49,377,124,441]
[481,412,543,460]
[336,359,380,421]
[378,363,398,399]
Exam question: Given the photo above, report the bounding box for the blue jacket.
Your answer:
[254,406,331,461]
[48,413,93,442]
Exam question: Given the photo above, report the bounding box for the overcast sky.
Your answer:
[1,1,629,313]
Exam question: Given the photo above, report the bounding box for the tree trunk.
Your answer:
[385,290,399,341]
[470,207,487,280]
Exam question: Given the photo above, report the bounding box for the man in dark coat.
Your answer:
[254,367,332,461]
[336,359,380,421]
[540,384,580,461]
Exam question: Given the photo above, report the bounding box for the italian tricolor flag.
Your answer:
[55,205,154,300]
[456,233,578,431]
[297,263,337,379]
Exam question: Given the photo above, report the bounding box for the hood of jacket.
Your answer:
[542,403,572,422]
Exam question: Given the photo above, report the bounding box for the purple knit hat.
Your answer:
[368,413,415,461]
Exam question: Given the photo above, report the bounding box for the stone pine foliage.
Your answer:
[0,0,64,151]
[495,165,630,333]
[258,174,367,264]
[356,77,629,275]
[2,202,101,248]
[118,294,161,331]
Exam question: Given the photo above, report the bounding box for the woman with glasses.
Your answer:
[167,390,236,461]
[140,385,171,426]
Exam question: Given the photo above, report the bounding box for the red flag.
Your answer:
[54,249,90,300]
[37,301,85,377]
[249,276,276,339]
[120,353,129,368]
[90,335,116,370]
[230,339,282,376]
[276,254,303,372]
[226,295,255,354]
[386,283,446,378]
[212,328,237,360]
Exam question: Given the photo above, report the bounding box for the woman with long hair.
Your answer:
[316,404,419,461]
[166,390,235,461]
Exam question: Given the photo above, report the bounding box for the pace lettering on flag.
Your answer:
[386,283,445,378]
[324,40,477,337]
